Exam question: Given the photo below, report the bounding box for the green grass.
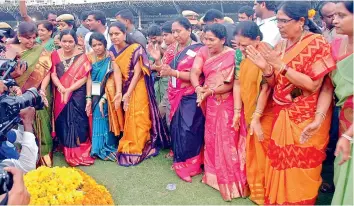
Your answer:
[53,150,332,205]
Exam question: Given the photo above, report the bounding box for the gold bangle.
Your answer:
[176,70,180,79]
[315,111,326,120]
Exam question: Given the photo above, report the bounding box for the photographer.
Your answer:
[0,167,30,205]
[0,107,38,173]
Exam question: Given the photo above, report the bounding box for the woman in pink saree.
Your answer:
[191,24,248,201]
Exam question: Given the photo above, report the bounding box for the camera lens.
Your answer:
[17,88,44,110]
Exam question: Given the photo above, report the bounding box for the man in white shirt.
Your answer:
[0,107,38,173]
[84,10,111,53]
[253,0,281,47]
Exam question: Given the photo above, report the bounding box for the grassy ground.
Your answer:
[53,150,333,205]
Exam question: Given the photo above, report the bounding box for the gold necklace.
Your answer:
[281,31,306,59]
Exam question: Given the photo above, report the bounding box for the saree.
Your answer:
[36,38,55,52]
[239,58,274,204]
[331,38,353,205]
[110,43,169,166]
[199,46,248,201]
[89,56,119,161]
[15,45,53,167]
[168,43,205,182]
[51,51,95,167]
[264,34,336,204]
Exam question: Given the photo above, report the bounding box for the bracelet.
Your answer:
[342,134,353,142]
[263,69,274,78]
[315,111,326,121]
[252,112,263,119]
[234,108,242,112]
[281,66,289,76]
[154,63,162,68]
[176,70,180,79]
[86,96,92,99]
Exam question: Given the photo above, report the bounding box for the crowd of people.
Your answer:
[0,0,353,205]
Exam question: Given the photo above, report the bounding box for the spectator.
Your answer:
[253,0,281,47]
[238,6,254,22]
[319,1,341,42]
[85,10,110,52]
[115,9,147,48]
[203,9,236,47]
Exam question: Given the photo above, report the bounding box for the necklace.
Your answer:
[281,31,306,59]
[62,56,75,72]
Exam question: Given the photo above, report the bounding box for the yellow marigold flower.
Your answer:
[308,9,316,19]
[24,166,114,205]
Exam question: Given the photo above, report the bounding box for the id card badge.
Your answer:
[92,81,101,96]
[186,49,196,57]
[171,77,177,88]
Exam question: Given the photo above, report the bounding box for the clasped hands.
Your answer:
[196,85,213,107]
[245,42,283,73]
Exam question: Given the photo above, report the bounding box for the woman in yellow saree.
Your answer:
[108,22,169,166]
[232,21,273,205]
[246,2,336,204]
[7,22,53,167]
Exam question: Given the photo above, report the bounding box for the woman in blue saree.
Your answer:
[86,32,123,161]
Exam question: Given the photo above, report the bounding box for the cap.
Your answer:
[224,17,234,24]
[56,14,75,22]
[0,22,12,29]
[182,10,199,25]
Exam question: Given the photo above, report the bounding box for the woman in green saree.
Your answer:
[331,2,353,205]
[36,20,55,52]
[7,22,53,167]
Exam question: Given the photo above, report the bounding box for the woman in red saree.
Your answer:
[245,2,335,204]
[51,29,94,166]
[191,24,248,201]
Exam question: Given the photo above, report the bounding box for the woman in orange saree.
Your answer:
[51,30,94,167]
[108,22,169,166]
[232,21,273,205]
[191,24,247,201]
[246,2,336,204]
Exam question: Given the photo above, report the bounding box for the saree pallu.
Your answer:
[331,40,353,205]
[90,57,119,161]
[110,43,169,166]
[51,51,94,167]
[15,45,54,167]
[239,58,273,204]
[168,43,205,182]
[264,34,336,204]
[200,47,248,201]
[36,38,56,52]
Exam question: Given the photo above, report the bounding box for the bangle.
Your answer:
[154,63,162,68]
[263,69,274,78]
[342,134,353,142]
[86,96,92,99]
[176,70,180,79]
[252,112,262,119]
[315,111,326,121]
[281,66,289,76]
[234,108,242,112]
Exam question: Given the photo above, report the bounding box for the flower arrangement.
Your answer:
[24,166,114,205]
[308,9,316,19]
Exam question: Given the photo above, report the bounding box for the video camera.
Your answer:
[0,46,44,142]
